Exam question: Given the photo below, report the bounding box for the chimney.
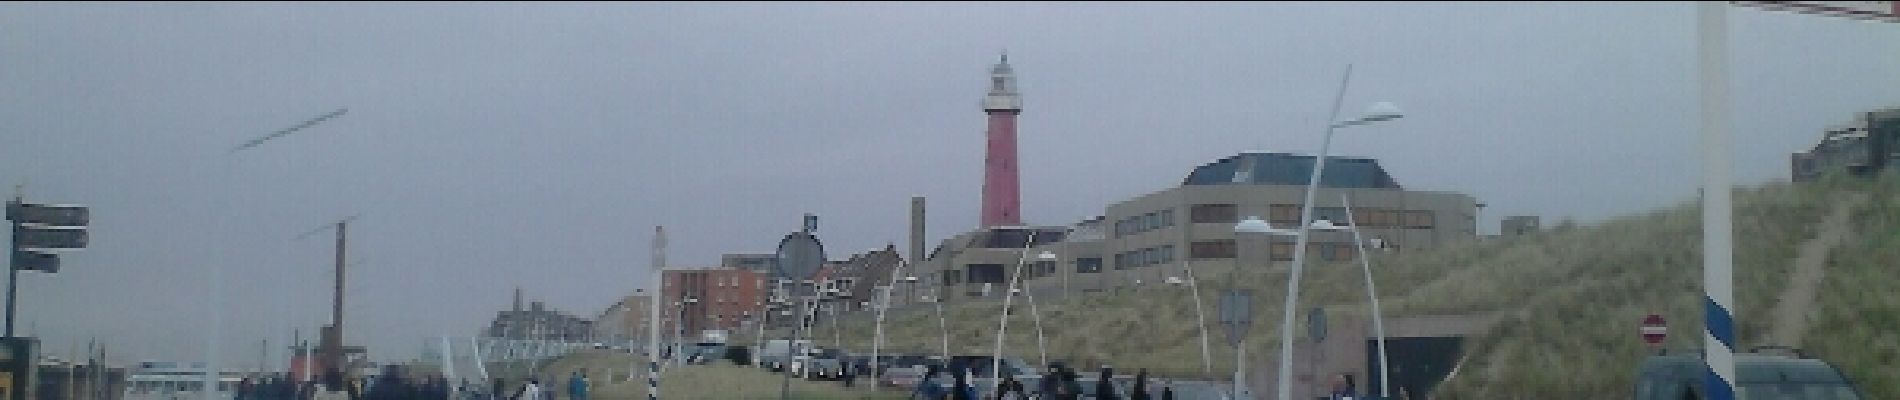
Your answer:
[911,196,926,266]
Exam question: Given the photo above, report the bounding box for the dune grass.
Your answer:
[806,178,1871,398]
[1803,172,1900,400]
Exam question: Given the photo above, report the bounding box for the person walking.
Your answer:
[566,371,589,400]
[1061,368,1085,400]
[1094,367,1119,400]
[1328,374,1359,400]
[912,365,946,400]
[951,365,977,400]
[1039,366,1061,399]
[1129,369,1151,400]
[516,379,544,400]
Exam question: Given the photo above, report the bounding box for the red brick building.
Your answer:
[661,266,767,335]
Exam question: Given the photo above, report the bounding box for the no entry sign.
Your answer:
[1641,314,1668,346]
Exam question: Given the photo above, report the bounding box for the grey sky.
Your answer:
[2,2,1895,365]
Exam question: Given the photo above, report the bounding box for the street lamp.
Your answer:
[1275,63,1402,400]
[1019,251,1057,369]
[1301,199,1393,399]
[991,233,1052,387]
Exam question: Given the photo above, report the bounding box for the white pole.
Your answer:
[1183,262,1215,379]
[934,286,949,360]
[646,226,666,400]
[1340,195,1390,398]
[1698,3,1738,400]
[1278,63,1352,400]
[1025,287,1048,369]
[872,261,906,387]
[990,232,1039,386]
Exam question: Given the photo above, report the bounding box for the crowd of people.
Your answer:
[907,362,1178,400]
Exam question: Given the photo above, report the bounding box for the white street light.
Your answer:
[1275,63,1404,400]
[991,232,1049,387]
[1024,251,1057,369]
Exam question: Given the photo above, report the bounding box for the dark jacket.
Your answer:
[1095,368,1119,400]
[1130,370,1150,400]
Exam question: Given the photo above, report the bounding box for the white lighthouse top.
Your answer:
[983,52,1022,112]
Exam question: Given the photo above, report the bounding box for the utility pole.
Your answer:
[326,219,347,378]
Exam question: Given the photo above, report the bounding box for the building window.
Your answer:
[1160,245,1175,264]
[1113,253,1128,270]
[943,270,960,286]
[1190,240,1237,259]
[1076,258,1103,273]
[1191,204,1239,224]
[1404,210,1436,229]
[1356,208,1394,228]
[967,264,1006,284]
[1270,241,1295,261]
[1269,204,1300,225]
[1315,207,1350,226]
[1160,209,1174,227]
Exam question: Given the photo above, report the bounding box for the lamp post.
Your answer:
[991,232,1047,387]
[1334,196,1392,399]
[872,259,916,389]
[1274,63,1402,400]
[927,282,949,360]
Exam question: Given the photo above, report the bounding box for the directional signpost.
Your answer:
[1698,3,1893,400]
[5,197,90,337]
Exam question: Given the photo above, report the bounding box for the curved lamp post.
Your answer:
[1273,65,1403,400]
[1307,196,1392,399]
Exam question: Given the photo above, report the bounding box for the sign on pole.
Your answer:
[1217,290,1253,348]
[1642,314,1669,347]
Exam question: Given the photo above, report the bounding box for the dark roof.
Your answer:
[1182,152,1401,189]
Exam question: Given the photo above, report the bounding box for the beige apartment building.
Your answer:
[928,151,1479,303]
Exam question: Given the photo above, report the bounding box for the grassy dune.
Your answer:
[1804,173,1900,400]
[810,177,1874,398]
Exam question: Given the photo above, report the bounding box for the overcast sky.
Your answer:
[3,2,1896,365]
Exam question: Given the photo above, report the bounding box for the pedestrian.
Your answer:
[912,365,945,400]
[996,375,1025,400]
[1160,381,1174,400]
[517,379,544,400]
[565,370,588,400]
[951,365,977,400]
[1328,374,1359,400]
[1061,368,1084,400]
[1130,369,1150,400]
[1039,366,1061,399]
[1095,366,1119,400]
[491,378,505,400]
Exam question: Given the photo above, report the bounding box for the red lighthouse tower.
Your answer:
[980,53,1023,228]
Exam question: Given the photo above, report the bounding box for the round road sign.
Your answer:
[1641,314,1667,345]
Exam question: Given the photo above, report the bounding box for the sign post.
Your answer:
[1218,290,1253,400]
[776,216,825,400]
[6,197,90,338]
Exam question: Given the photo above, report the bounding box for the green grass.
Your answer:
[804,179,1872,399]
[1804,172,1900,400]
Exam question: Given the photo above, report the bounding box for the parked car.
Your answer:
[1633,346,1865,400]
[880,365,927,388]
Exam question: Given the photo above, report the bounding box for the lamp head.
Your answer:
[1361,101,1403,122]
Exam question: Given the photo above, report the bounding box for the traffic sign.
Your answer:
[3,203,87,227]
[1642,314,1668,346]
[1218,290,1253,348]
[9,251,56,273]
[775,231,826,289]
[11,225,86,250]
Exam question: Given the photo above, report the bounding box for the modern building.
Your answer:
[924,152,1478,301]
[591,291,653,344]
[1793,107,1900,182]
[1086,151,1478,289]
[1500,216,1541,237]
[484,292,594,341]
[660,266,767,335]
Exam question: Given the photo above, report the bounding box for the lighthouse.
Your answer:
[980,53,1023,228]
